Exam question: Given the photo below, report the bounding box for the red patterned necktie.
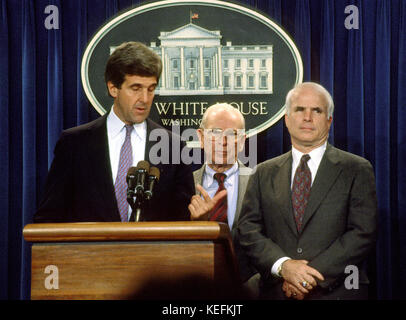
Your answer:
[209,173,228,223]
[292,154,311,232]
[114,125,133,222]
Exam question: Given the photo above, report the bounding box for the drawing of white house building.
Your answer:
[110,23,273,95]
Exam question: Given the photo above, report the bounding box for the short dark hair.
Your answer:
[104,41,162,90]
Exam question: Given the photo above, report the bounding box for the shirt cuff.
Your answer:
[271,257,291,277]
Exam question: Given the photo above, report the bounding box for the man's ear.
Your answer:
[237,133,246,153]
[107,81,118,98]
[326,116,333,131]
[197,128,204,149]
[284,113,290,129]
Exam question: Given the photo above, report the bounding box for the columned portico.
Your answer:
[143,23,273,96]
[180,46,185,89]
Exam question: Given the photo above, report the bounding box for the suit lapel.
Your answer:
[144,119,154,164]
[233,163,250,229]
[145,118,168,173]
[275,152,299,237]
[87,115,120,220]
[301,144,342,231]
[193,165,205,193]
[194,162,250,230]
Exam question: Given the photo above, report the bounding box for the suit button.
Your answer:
[297,248,303,254]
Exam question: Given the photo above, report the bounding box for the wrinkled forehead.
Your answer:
[291,86,328,108]
[205,108,244,129]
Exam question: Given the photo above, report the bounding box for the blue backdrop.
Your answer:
[1,0,405,300]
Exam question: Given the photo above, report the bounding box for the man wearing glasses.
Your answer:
[188,103,259,297]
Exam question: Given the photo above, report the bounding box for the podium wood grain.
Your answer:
[24,222,239,300]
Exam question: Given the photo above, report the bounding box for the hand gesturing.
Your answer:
[188,184,227,220]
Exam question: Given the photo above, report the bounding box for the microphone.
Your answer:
[129,161,149,222]
[134,160,150,197]
[144,166,160,201]
[126,167,138,200]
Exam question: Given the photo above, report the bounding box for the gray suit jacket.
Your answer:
[237,144,377,299]
[193,161,251,231]
[193,161,257,283]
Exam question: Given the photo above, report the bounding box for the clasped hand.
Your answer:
[280,259,324,300]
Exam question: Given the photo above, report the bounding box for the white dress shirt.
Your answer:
[202,162,239,230]
[271,142,327,277]
[290,142,327,188]
[106,107,147,220]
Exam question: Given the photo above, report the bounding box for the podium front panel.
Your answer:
[31,241,221,299]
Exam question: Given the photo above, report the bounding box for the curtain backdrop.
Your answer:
[1,0,404,300]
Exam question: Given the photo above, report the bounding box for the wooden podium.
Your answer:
[23,221,240,300]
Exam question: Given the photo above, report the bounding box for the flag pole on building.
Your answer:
[190,10,198,24]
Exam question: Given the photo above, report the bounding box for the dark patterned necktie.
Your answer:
[114,125,133,222]
[209,173,228,223]
[292,154,311,232]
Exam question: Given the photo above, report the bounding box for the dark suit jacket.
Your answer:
[34,115,195,222]
[237,144,377,299]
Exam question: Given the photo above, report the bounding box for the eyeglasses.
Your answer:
[203,128,245,139]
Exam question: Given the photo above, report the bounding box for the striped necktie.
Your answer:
[114,125,133,222]
[209,173,228,223]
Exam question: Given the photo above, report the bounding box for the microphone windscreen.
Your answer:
[126,166,138,182]
[137,160,150,171]
[149,166,160,181]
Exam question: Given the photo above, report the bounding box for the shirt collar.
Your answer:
[107,106,146,140]
[204,161,238,187]
[292,141,327,167]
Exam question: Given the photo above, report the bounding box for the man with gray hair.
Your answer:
[188,103,259,297]
[237,82,377,299]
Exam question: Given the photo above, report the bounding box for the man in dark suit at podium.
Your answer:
[34,41,195,223]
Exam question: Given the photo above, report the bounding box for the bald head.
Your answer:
[201,103,245,130]
[198,103,246,171]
